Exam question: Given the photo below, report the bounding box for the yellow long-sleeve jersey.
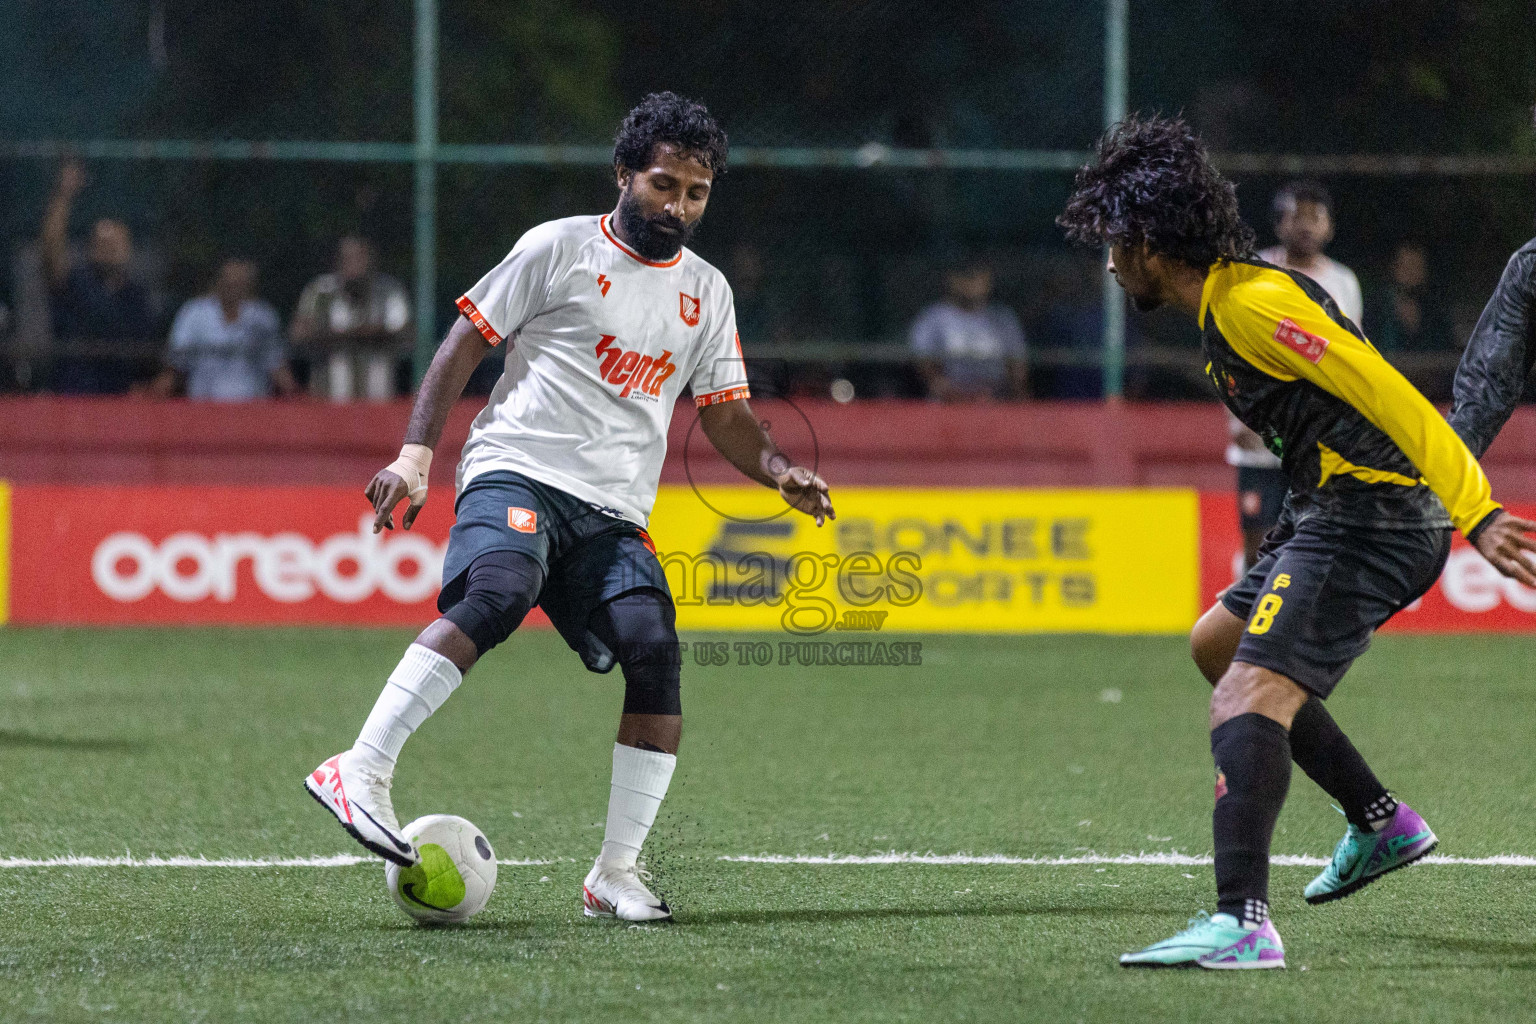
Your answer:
[1200,258,1500,537]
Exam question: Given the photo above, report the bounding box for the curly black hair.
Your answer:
[613,91,728,177]
[1057,115,1255,269]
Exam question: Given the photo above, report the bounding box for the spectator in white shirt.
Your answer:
[909,260,1027,402]
[1231,182,1363,570]
[291,236,411,402]
[152,259,295,401]
[1257,180,1363,325]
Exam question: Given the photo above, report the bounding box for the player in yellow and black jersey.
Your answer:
[1059,115,1536,970]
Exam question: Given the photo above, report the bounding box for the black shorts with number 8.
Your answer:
[1219,504,1452,697]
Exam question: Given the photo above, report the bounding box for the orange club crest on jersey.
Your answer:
[679,292,701,327]
[596,273,611,297]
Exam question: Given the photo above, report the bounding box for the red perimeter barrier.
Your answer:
[7,482,555,629]
[9,481,1532,630]
[2,397,1533,497]
[3,398,1532,631]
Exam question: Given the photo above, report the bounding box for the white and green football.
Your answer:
[384,814,498,924]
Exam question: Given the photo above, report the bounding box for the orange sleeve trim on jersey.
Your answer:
[456,295,503,346]
[694,385,751,408]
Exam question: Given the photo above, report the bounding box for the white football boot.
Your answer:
[304,750,418,866]
[582,858,673,922]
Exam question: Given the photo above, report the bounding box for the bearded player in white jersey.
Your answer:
[305,93,835,921]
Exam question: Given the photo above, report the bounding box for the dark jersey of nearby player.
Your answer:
[1448,237,1536,458]
[1199,258,1500,536]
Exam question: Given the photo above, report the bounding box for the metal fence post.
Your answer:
[1102,0,1128,399]
[412,0,439,387]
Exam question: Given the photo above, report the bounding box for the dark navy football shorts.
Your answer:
[438,470,672,673]
[1220,507,1452,697]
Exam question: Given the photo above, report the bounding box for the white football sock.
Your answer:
[599,743,677,871]
[354,644,462,769]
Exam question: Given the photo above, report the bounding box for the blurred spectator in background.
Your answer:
[39,159,158,394]
[1037,259,1108,399]
[290,236,410,402]
[1368,242,1453,352]
[909,260,1027,401]
[1257,180,1363,324]
[729,242,791,346]
[1229,180,1364,570]
[151,258,295,401]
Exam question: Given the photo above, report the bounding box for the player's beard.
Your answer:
[616,188,696,262]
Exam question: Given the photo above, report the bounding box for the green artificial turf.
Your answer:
[1,627,1534,1022]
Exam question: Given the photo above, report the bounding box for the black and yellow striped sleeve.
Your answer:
[1209,273,1501,537]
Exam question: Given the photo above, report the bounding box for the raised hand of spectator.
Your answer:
[57,159,86,200]
[42,159,88,286]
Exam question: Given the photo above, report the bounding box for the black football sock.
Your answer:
[1212,713,1292,927]
[1288,696,1396,831]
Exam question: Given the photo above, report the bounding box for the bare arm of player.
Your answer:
[365,315,492,532]
[698,399,836,526]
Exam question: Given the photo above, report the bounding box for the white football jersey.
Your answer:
[454,214,749,527]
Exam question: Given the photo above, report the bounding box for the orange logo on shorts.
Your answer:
[508,507,538,533]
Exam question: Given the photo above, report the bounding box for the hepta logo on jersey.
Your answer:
[1273,318,1330,363]
[679,292,701,327]
[507,507,538,533]
[594,334,677,399]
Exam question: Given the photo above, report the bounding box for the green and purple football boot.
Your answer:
[1304,801,1437,905]
[1120,911,1286,970]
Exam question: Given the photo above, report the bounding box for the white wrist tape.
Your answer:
[384,444,432,505]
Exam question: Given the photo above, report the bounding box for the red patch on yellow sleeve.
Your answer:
[1273,318,1329,363]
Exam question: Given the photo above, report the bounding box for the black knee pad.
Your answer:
[442,550,544,656]
[590,588,682,716]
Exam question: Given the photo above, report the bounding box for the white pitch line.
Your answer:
[0,855,559,869]
[3,852,1536,869]
[717,852,1536,868]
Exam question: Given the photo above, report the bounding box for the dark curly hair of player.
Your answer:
[613,92,729,177]
[1057,114,1255,269]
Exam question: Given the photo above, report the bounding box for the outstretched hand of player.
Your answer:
[776,466,835,527]
[366,444,433,533]
[1474,510,1536,588]
[366,469,418,532]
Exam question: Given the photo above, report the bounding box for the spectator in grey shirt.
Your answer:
[910,260,1028,401]
[152,259,296,400]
